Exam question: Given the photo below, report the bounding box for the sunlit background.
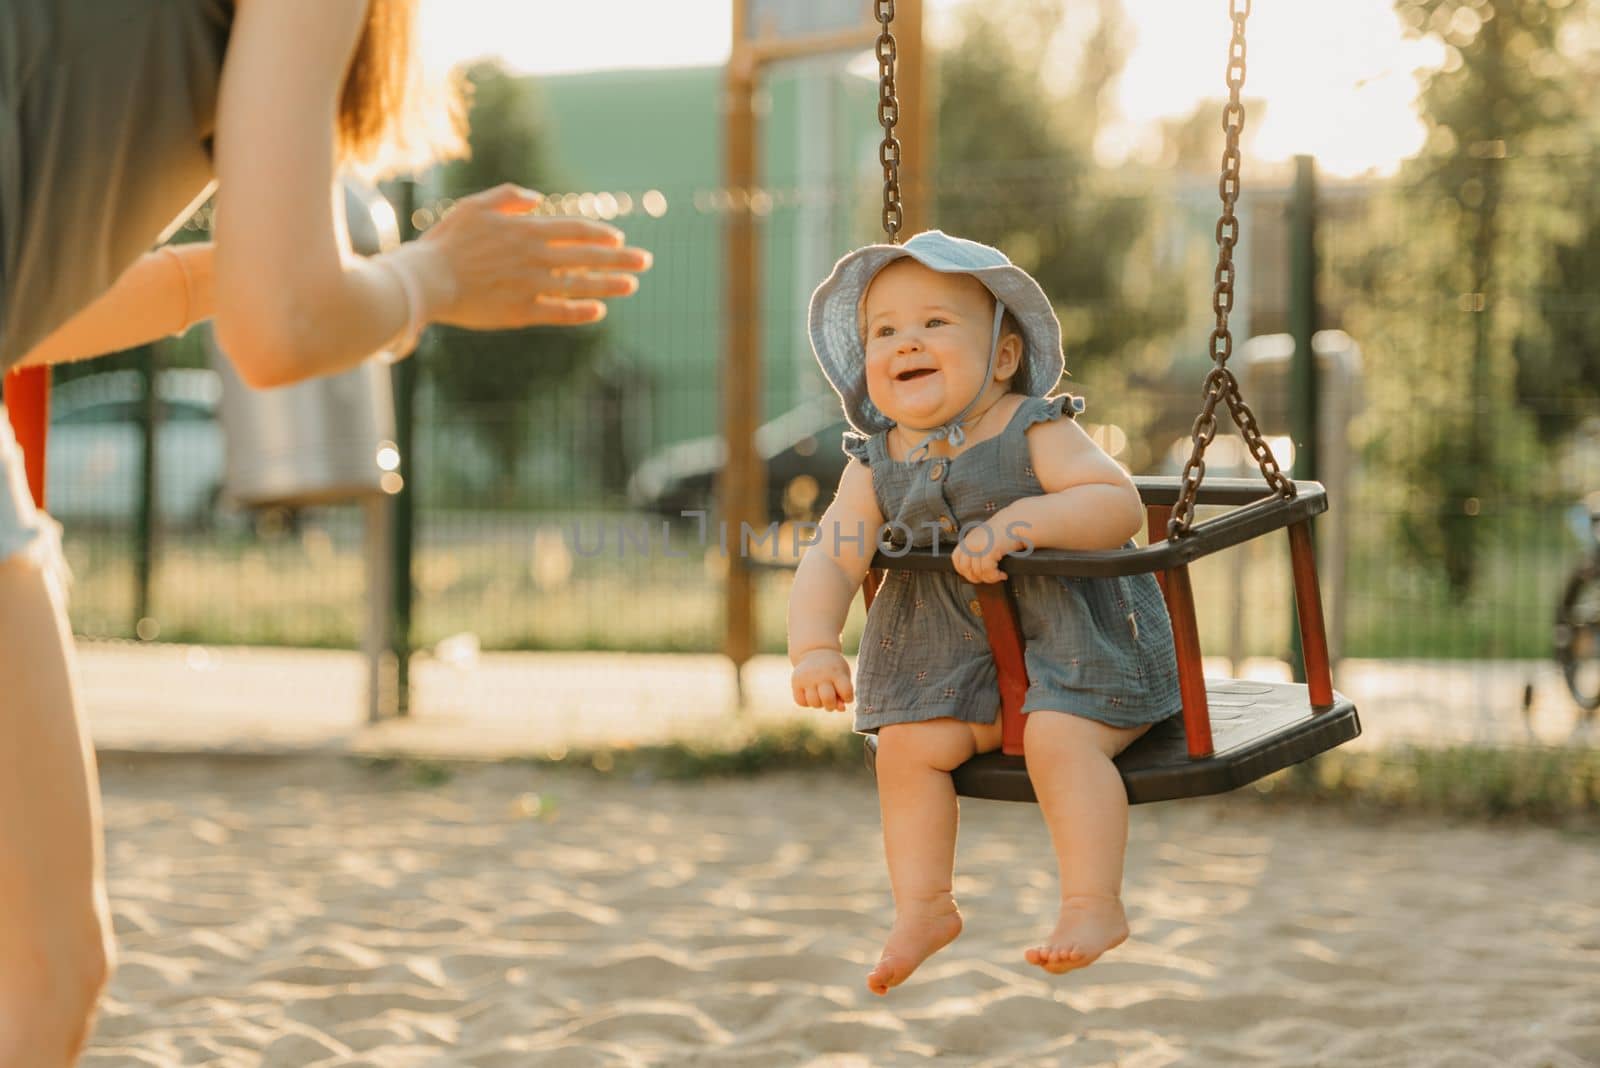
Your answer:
[48,0,1600,715]
[419,0,1441,177]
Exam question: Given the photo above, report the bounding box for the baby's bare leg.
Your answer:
[1021,710,1151,974]
[868,717,999,995]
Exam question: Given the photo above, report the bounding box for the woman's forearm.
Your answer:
[17,244,214,368]
[999,483,1145,552]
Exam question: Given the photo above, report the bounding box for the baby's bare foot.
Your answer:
[867,900,963,996]
[1024,894,1128,975]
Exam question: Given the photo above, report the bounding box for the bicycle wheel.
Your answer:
[1556,562,1600,712]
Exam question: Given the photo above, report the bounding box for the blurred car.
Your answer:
[46,368,226,527]
[627,400,851,523]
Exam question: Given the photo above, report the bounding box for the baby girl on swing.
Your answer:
[787,231,1181,995]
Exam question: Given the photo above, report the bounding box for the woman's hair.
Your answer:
[338,0,468,176]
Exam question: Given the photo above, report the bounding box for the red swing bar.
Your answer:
[3,366,50,508]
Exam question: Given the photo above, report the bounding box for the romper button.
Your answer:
[968,598,982,615]
[929,461,945,481]
[939,516,956,534]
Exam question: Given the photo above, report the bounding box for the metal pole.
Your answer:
[1289,155,1319,484]
[364,494,395,723]
[134,343,161,633]
[390,179,419,715]
[722,5,764,695]
[1287,154,1319,681]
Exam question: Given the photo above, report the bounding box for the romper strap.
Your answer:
[842,429,878,466]
[1009,394,1085,489]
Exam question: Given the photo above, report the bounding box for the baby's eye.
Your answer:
[925,317,948,328]
[874,324,896,338]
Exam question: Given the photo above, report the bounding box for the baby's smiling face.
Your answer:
[861,259,1020,433]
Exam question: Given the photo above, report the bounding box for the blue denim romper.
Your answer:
[845,394,1182,735]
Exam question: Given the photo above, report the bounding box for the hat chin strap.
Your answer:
[904,300,1007,463]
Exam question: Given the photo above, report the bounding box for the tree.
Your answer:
[1345,0,1589,596]
[424,60,608,498]
[1516,183,1600,441]
[931,0,1187,470]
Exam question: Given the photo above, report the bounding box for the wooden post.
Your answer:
[894,0,930,235]
[722,15,764,680]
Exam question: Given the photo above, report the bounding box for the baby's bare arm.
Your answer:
[787,459,883,663]
[998,417,1144,552]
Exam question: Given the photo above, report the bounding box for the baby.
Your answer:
[787,231,1180,995]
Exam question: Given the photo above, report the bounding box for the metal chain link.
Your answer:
[876,0,903,243]
[1169,0,1294,540]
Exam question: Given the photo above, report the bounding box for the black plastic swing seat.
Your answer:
[863,682,1360,804]
[854,474,1361,804]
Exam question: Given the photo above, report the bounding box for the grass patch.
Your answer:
[352,721,866,786]
[530,721,867,781]
[353,722,1598,829]
[1249,743,1600,829]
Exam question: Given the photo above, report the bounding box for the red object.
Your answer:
[976,583,1030,757]
[1289,521,1335,708]
[3,367,49,508]
[1163,564,1215,758]
[1146,504,1173,597]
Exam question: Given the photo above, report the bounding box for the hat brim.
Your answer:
[807,231,1066,436]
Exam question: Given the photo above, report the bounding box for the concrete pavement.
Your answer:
[73,639,1595,759]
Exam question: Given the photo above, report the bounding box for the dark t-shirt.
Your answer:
[0,0,233,370]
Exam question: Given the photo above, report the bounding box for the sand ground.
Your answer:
[82,755,1599,1068]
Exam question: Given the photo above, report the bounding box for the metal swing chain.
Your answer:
[1169,0,1294,540]
[876,0,903,243]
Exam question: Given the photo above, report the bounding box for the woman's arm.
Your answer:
[210,0,405,385]
[997,416,1145,552]
[16,244,213,368]
[214,0,650,389]
[787,459,884,663]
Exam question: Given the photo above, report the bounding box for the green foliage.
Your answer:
[1255,744,1600,829]
[357,730,1599,828]
[426,60,607,495]
[1343,0,1594,597]
[1516,179,1600,440]
[932,0,1186,401]
[514,721,865,781]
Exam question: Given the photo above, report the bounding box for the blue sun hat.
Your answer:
[807,230,1070,452]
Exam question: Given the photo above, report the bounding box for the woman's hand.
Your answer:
[953,518,1026,585]
[405,183,653,329]
[791,649,855,712]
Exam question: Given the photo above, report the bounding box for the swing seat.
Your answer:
[859,476,1361,804]
[867,680,1359,804]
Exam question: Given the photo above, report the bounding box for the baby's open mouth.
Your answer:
[896,368,937,382]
